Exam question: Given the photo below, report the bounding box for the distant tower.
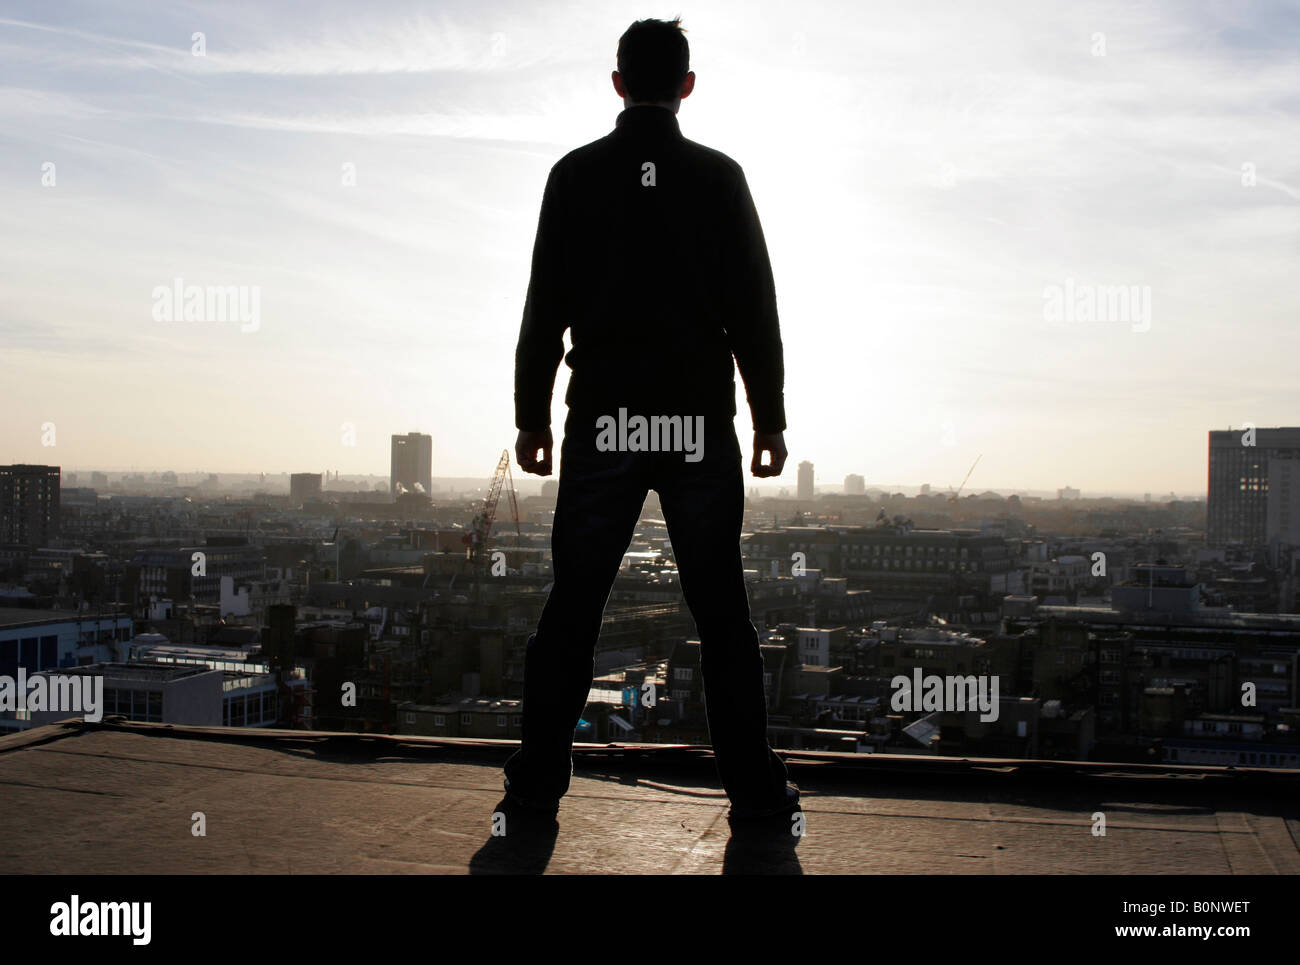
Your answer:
[844,473,865,496]
[289,473,322,507]
[797,461,814,502]
[1208,427,1300,545]
[0,464,60,544]
[390,433,433,499]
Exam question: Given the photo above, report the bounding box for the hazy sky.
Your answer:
[2,0,1296,496]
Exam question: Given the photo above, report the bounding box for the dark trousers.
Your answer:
[503,406,790,809]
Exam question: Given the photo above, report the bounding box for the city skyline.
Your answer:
[35,421,1285,501]
[45,465,1210,502]
[3,1,1297,492]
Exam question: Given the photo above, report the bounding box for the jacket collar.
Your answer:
[613,104,682,138]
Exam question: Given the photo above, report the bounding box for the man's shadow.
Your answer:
[468,826,803,875]
[469,830,558,875]
[722,823,804,875]
[469,805,558,875]
[467,815,805,875]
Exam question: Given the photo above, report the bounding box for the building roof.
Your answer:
[0,607,130,630]
[136,644,262,663]
[58,662,211,682]
[1026,603,1300,632]
[5,719,1295,874]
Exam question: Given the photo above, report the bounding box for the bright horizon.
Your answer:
[3,1,1297,494]
[48,467,1204,502]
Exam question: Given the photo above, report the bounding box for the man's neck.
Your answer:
[623,100,678,114]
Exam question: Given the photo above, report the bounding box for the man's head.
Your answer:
[612,17,695,112]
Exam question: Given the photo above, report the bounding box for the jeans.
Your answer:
[503,405,790,809]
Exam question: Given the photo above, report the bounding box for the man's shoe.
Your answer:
[492,794,559,834]
[726,781,801,825]
[501,778,561,819]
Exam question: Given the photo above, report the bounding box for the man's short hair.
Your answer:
[616,18,690,103]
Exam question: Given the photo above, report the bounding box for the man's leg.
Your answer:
[653,417,792,811]
[504,410,648,806]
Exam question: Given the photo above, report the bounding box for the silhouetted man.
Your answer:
[503,18,798,831]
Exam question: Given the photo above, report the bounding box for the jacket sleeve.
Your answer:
[513,164,568,432]
[721,167,787,434]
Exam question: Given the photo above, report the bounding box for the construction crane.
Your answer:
[949,454,982,503]
[462,449,522,566]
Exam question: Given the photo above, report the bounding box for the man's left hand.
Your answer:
[751,431,787,477]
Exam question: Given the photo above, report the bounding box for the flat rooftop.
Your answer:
[1032,603,1300,630]
[62,663,210,681]
[2,720,1298,875]
[0,607,129,630]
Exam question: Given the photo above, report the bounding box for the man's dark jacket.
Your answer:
[513,105,786,435]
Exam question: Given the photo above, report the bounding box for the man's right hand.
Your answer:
[516,428,554,475]
[751,431,787,478]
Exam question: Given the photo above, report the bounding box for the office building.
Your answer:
[798,461,814,501]
[0,608,134,676]
[1265,457,1300,547]
[0,608,136,732]
[25,662,303,730]
[1208,427,1300,544]
[289,472,322,507]
[0,464,60,545]
[391,433,433,499]
[844,474,865,496]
